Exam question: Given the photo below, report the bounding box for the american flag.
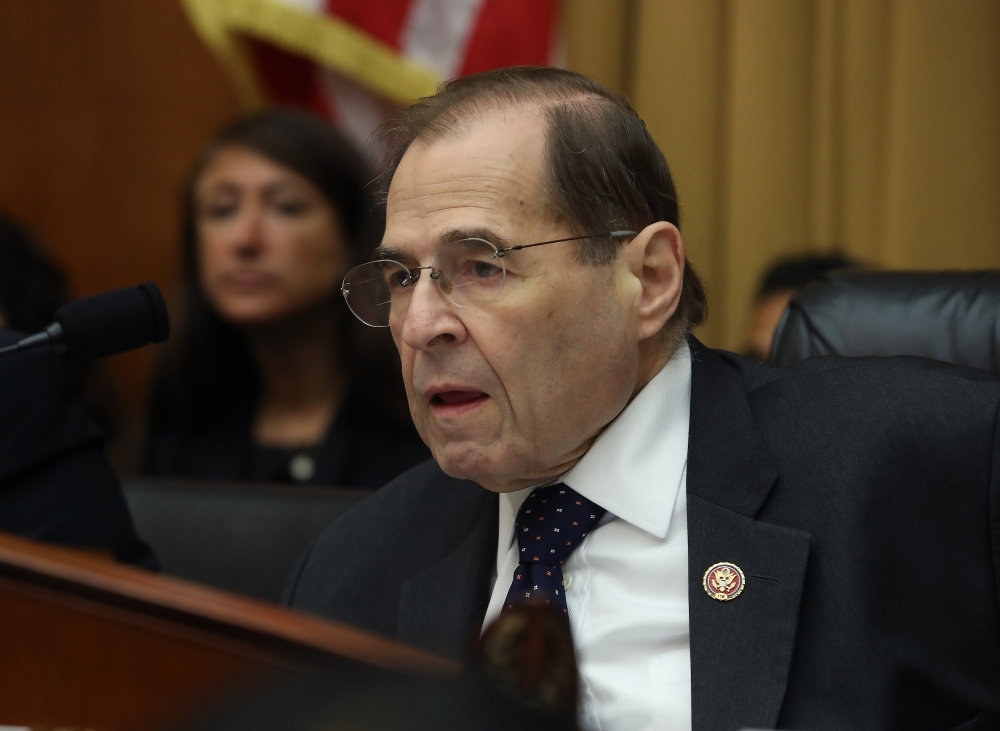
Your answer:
[184,0,561,150]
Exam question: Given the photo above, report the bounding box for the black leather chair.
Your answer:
[770,270,1000,374]
[123,479,370,602]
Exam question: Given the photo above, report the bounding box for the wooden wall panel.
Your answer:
[0,1,239,419]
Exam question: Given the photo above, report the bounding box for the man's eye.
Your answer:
[386,269,413,289]
[471,261,502,278]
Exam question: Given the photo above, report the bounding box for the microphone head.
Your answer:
[54,281,171,360]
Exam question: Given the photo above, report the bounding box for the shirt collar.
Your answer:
[498,341,692,545]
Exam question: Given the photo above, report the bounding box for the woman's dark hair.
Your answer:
[0,214,69,332]
[149,109,401,433]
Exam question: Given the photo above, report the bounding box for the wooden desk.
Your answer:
[0,532,456,730]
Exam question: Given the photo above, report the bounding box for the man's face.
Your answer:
[384,110,644,493]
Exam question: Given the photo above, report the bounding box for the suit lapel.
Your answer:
[687,338,811,731]
[397,490,498,658]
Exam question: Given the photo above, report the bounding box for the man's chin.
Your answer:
[432,444,493,480]
[430,441,515,489]
[416,408,498,464]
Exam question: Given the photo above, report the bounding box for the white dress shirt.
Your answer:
[483,341,693,731]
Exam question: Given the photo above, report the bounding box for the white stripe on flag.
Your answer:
[271,0,325,12]
[401,0,486,80]
[318,68,396,155]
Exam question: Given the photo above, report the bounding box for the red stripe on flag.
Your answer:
[248,40,332,118]
[459,0,558,77]
[325,0,413,51]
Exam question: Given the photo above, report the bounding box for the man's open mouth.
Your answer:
[430,391,489,406]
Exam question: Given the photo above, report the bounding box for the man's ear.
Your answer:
[623,222,685,341]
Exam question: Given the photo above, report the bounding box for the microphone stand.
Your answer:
[0,323,66,358]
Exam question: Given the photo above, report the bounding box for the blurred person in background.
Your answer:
[742,252,859,361]
[0,214,124,440]
[0,213,155,566]
[146,110,429,487]
[0,214,70,332]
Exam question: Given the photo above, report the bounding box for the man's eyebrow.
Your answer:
[440,228,511,249]
[374,229,513,262]
[372,245,407,261]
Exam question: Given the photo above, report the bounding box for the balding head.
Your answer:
[374,67,706,335]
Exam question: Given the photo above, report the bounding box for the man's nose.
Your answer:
[399,274,467,351]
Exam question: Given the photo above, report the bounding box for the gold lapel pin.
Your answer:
[703,561,746,601]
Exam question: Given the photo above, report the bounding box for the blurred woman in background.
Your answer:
[147,110,428,487]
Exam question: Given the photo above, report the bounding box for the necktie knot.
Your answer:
[515,483,605,566]
[505,483,606,614]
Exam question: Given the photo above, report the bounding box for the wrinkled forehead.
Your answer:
[383,111,555,256]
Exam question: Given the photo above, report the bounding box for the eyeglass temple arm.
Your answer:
[500,230,638,255]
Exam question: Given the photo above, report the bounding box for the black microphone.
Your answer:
[0,281,170,359]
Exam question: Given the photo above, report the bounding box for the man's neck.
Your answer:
[633,332,679,399]
[479,335,683,495]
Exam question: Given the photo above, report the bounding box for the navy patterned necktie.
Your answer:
[504,483,607,616]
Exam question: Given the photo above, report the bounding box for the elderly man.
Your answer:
[284,68,1000,731]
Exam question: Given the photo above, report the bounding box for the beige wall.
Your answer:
[564,0,1000,351]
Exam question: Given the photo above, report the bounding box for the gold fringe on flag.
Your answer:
[182,0,440,109]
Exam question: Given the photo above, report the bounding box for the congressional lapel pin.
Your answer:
[703,562,746,601]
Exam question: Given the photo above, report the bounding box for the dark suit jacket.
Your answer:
[0,328,157,567]
[284,338,1000,731]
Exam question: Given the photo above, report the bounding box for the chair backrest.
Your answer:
[123,479,370,602]
[770,270,1000,374]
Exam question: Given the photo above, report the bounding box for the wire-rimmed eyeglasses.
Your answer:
[341,230,637,328]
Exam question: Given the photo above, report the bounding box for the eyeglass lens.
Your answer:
[341,238,507,327]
